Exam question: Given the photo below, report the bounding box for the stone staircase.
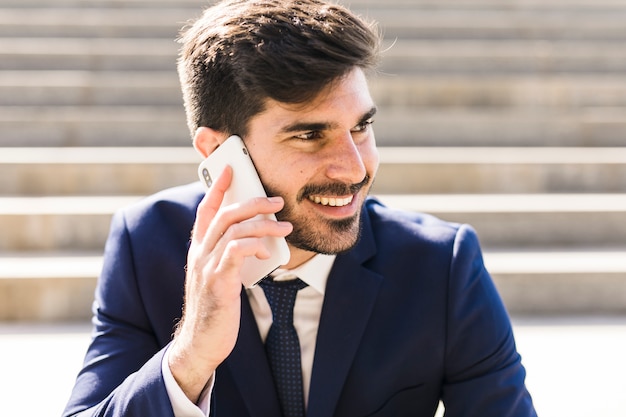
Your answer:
[1,0,626,321]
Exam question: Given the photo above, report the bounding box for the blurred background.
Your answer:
[1,0,625,415]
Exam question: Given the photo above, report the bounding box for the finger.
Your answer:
[192,165,233,243]
[190,234,276,299]
[221,217,292,243]
[204,196,286,250]
[216,237,277,275]
[210,217,291,259]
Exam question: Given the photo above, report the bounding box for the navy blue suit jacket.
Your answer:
[64,182,536,417]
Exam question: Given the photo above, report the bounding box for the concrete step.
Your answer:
[370,75,626,110]
[1,248,624,320]
[377,107,626,147]
[0,252,100,321]
[0,105,188,147]
[1,0,205,8]
[3,105,626,147]
[350,0,626,10]
[5,72,626,110]
[2,194,626,251]
[5,0,626,10]
[0,147,200,196]
[0,38,178,71]
[3,38,626,73]
[2,7,626,41]
[486,248,626,315]
[0,196,140,251]
[374,147,626,194]
[382,40,626,75]
[378,194,626,247]
[4,147,626,196]
[0,71,181,106]
[362,9,626,41]
[0,8,193,38]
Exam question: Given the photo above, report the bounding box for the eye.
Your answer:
[351,118,374,133]
[293,131,323,141]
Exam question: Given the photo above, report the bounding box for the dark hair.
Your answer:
[177,0,381,138]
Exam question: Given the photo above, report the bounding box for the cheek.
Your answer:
[255,152,311,197]
[280,157,315,190]
[247,145,286,185]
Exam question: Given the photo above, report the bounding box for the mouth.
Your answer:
[299,175,371,211]
[307,195,354,207]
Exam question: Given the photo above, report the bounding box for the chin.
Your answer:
[287,214,362,255]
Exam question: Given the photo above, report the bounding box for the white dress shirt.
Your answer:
[162,254,336,417]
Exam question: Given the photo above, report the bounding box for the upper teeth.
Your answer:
[309,195,353,207]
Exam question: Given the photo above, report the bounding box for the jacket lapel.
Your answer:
[307,207,383,417]
[223,291,282,417]
[224,203,382,417]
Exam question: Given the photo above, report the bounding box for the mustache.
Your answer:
[297,175,370,202]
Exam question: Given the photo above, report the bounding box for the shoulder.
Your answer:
[108,182,204,250]
[118,182,204,230]
[359,197,484,272]
[363,196,467,245]
[100,182,203,292]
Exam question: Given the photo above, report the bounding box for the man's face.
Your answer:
[244,68,379,258]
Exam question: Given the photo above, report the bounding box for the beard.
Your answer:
[264,175,371,255]
[279,209,362,255]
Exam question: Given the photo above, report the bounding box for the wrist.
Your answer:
[168,337,217,403]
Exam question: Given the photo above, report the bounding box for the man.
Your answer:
[64,0,537,416]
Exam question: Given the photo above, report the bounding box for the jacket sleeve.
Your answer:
[441,224,537,417]
[62,210,175,417]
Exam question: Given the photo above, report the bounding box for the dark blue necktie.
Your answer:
[258,278,308,417]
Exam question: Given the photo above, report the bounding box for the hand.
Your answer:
[168,165,292,402]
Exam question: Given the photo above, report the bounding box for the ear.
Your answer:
[193,127,229,158]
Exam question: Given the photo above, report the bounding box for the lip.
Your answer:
[306,193,359,217]
[308,194,353,207]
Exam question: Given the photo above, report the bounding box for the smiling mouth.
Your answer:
[308,195,354,207]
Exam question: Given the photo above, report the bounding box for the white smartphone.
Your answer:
[198,135,290,288]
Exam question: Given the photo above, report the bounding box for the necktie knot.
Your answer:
[258,278,308,326]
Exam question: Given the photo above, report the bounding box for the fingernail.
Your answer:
[278,221,292,228]
[268,196,283,203]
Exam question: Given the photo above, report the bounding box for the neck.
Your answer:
[283,245,317,269]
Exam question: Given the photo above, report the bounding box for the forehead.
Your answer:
[249,68,375,134]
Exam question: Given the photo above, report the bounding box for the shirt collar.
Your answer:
[270,254,336,295]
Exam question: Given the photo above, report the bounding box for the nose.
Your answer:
[324,131,368,185]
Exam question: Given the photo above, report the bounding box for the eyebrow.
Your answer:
[279,106,378,134]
